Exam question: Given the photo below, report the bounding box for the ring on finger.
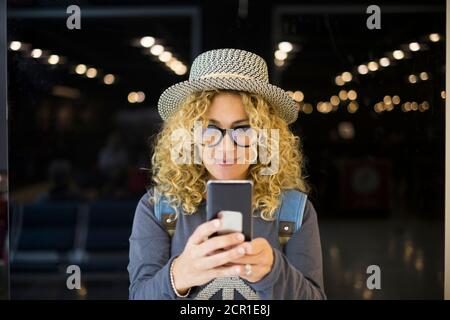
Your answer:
[244,263,252,276]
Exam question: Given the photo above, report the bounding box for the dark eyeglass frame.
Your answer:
[201,124,256,148]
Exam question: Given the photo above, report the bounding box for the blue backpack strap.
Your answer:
[277,189,308,246]
[153,186,308,243]
[152,187,177,236]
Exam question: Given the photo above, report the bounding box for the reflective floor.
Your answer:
[8,217,444,300]
[321,218,443,299]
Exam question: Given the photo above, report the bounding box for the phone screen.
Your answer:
[206,180,253,241]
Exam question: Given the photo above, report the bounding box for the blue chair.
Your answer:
[78,201,136,272]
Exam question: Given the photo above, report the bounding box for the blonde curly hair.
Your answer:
[149,89,310,221]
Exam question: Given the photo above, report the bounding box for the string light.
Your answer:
[341,72,352,82]
[379,57,390,67]
[10,40,121,88]
[338,122,355,139]
[128,92,138,103]
[75,64,87,75]
[419,101,430,112]
[274,50,287,60]
[368,61,379,71]
[339,90,348,101]
[374,102,384,113]
[9,41,22,51]
[136,91,146,103]
[274,41,297,69]
[385,102,394,111]
[166,58,177,68]
[31,48,42,58]
[127,91,147,104]
[429,33,441,42]
[140,36,155,48]
[316,102,323,113]
[134,36,187,76]
[159,51,173,62]
[393,50,405,60]
[48,54,60,65]
[347,101,359,113]
[392,95,401,105]
[402,102,412,112]
[317,102,332,113]
[150,44,164,56]
[330,95,340,107]
[174,64,187,75]
[86,67,97,78]
[419,72,429,81]
[292,91,304,102]
[274,59,284,67]
[103,74,115,85]
[347,90,357,100]
[357,64,369,75]
[408,42,421,52]
[302,103,313,114]
[335,75,345,86]
[278,41,293,53]
[408,74,417,84]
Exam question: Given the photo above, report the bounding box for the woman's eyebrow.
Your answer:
[208,118,250,126]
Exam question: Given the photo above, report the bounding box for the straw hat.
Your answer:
[157,48,299,124]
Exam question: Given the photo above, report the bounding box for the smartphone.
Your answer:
[206,180,253,241]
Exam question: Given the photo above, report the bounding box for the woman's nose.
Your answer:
[215,131,235,156]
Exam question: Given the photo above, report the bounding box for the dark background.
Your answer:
[3,0,446,299]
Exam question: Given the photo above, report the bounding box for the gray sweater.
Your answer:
[128,189,326,300]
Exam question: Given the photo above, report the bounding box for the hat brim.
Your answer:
[157,77,299,124]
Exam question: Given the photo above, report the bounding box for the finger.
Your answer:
[188,219,221,245]
[223,243,242,251]
[237,264,268,283]
[207,245,242,257]
[206,248,223,256]
[245,238,267,255]
[200,245,246,270]
[206,264,242,280]
[228,252,265,265]
[197,232,245,257]
[221,262,235,267]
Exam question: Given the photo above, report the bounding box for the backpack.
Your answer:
[152,187,308,247]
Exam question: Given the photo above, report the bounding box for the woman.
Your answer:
[128,48,326,300]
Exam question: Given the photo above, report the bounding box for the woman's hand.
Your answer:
[230,237,274,283]
[171,219,247,294]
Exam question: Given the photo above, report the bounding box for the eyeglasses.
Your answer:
[201,124,257,147]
